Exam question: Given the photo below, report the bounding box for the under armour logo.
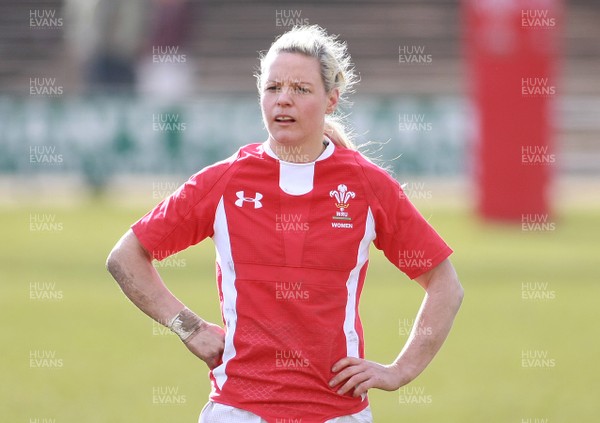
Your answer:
[235,191,263,209]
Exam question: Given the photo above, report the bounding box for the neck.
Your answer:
[268,137,326,163]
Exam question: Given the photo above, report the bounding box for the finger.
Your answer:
[336,372,371,396]
[352,378,375,397]
[329,364,363,388]
[208,357,219,370]
[334,365,371,394]
[330,358,370,387]
[331,356,361,373]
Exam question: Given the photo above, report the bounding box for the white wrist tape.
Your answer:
[167,308,203,342]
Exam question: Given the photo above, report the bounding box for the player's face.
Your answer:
[260,52,338,149]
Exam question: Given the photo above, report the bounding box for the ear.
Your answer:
[326,88,339,114]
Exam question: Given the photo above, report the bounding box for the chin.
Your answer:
[269,131,301,146]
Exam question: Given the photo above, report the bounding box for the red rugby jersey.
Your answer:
[132,141,452,423]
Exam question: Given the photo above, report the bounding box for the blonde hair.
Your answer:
[256,25,359,149]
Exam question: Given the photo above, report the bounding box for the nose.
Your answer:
[276,86,293,106]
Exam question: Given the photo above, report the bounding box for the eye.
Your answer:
[290,84,310,94]
[265,85,280,92]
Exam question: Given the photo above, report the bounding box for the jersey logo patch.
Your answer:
[330,184,355,212]
[330,184,354,228]
[235,191,263,209]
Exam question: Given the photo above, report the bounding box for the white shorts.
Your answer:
[199,401,373,423]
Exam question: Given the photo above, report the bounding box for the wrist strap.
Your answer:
[167,307,203,341]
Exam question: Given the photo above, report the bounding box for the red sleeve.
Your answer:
[360,159,453,280]
[131,160,233,261]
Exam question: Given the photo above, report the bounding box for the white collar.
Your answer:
[263,138,335,164]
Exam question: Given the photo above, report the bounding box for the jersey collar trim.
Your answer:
[262,137,335,164]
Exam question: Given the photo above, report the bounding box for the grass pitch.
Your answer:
[2,198,598,422]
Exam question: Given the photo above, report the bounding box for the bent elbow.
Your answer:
[453,277,464,309]
[105,247,122,278]
[106,229,145,277]
[105,247,132,294]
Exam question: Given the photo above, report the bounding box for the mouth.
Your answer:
[274,114,296,123]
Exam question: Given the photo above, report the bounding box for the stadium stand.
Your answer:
[0,0,598,173]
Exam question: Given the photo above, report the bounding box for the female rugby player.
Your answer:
[107,25,463,423]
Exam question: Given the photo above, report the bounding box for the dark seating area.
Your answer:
[1,0,598,172]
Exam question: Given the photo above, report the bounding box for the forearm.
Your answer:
[106,230,186,325]
[328,261,463,396]
[392,289,461,384]
[392,264,463,385]
[106,230,225,367]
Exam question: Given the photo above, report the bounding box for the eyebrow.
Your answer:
[265,80,314,86]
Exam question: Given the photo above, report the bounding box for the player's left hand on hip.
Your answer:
[329,357,402,397]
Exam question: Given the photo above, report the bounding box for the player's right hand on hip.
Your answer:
[182,321,225,369]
